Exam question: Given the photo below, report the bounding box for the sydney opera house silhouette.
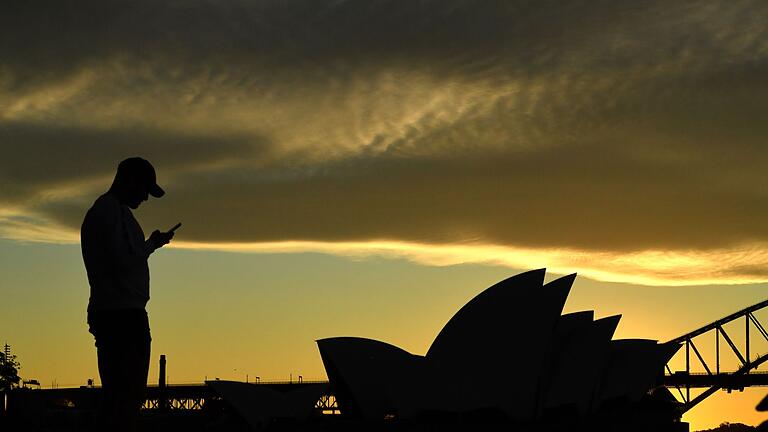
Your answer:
[317,269,684,430]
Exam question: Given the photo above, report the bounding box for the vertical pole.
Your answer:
[686,339,690,403]
[746,315,750,364]
[159,355,167,387]
[716,327,720,374]
[159,355,167,411]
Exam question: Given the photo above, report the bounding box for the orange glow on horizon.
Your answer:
[3,218,768,287]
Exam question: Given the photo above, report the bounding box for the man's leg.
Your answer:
[91,310,151,432]
[96,338,131,431]
[124,329,151,430]
[95,341,117,428]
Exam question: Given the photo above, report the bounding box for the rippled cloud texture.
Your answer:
[2,0,768,284]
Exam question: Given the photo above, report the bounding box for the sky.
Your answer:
[1,0,767,429]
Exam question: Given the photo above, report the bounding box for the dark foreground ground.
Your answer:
[0,410,699,432]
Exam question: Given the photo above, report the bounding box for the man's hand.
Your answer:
[149,229,174,250]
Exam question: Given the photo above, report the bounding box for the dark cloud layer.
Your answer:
[1,1,654,71]
[42,145,768,252]
[3,0,768,259]
[0,122,268,203]
[4,1,764,89]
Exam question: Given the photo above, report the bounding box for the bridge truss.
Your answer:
[662,299,768,414]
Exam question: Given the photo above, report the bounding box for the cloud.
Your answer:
[0,122,269,204]
[2,0,768,283]
[165,239,768,286]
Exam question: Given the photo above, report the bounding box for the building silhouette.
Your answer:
[318,269,684,430]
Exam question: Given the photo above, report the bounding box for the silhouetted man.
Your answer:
[81,157,174,431]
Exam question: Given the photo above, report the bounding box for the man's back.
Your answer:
[82,192,151,312]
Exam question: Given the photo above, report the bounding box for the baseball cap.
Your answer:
[117,157,165,198]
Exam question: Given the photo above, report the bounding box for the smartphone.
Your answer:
[169,222,182,233]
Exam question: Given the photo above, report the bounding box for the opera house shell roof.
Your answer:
[317,269,680,422]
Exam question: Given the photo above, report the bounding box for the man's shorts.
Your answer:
[87,308,151,391]
[88,308,151,348]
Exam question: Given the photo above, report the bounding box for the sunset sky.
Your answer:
[1,0,767,429]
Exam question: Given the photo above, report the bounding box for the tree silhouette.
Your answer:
[0,344,21,392]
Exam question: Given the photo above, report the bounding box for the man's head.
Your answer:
[111,157,165,209]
